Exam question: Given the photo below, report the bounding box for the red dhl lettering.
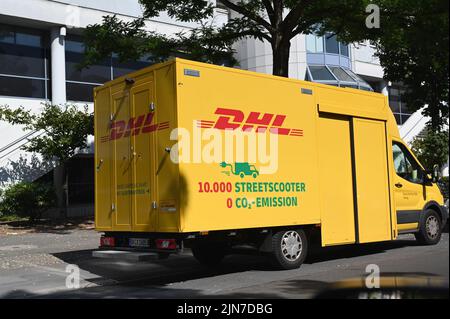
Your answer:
[100,113,169,143]
[197,108,303,137]
[100,107,303,143]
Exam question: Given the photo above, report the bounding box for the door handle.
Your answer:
[395,183,403,188]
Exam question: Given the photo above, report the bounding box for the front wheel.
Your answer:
[270,229,308,270]
[415,209,442,245]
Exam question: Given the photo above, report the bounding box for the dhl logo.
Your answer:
[197,108,303,137]
[100,113,169,143]
[101,107,303,143]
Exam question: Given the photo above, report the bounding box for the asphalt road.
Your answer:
[0,227,448,299]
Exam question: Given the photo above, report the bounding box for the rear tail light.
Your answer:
[156,239,177,250]
[100,236,115,247]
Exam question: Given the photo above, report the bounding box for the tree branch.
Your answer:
[261,0,275,25]
[281,0,313,34]
[219,0,274,33]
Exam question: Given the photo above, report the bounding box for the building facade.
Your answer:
[0,0,438,180]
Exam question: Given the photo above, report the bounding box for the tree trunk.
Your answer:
[53,162,67,219]
[272,36,291,77]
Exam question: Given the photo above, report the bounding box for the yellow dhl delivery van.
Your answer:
[94,58,448,270]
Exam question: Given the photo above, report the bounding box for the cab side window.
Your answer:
[392,142,424,184]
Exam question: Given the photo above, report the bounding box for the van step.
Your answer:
[92,250,158,261]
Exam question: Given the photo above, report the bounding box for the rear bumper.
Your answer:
[99,232,185,253]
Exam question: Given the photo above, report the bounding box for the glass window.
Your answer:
[329,67,354,82]
[0,24,49,99]
[0,42,47,78]
[0,25,47,78]
[309,66,336,81]
[306,35,324,53]
[305,70,311,81]
[342,69,373,90]
[65,35,154,101]
[66,82,99,102]
[316,36,324,53]
[0,27,15,44]
[392,142,424,184]
[388,85,412,125]
[340,43,349,57]
[16,32,42,47]
[344,69,364,82]
[389,100,400,113]
[325,34,339,54]
[0,75,46,98]
[306,35,316,53]
[65,36,111,84]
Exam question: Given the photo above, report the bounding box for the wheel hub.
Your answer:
[281,231,302,261]
[426,216,439,239]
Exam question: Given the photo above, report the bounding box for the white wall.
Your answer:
[233,34,308,80]
[351,41,384,79]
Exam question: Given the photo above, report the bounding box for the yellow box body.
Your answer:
[94,58,444,246]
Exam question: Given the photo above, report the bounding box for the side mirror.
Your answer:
[432,164,440,183]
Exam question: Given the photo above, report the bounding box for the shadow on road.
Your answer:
[0,233,438,299]
[305,236,419,264]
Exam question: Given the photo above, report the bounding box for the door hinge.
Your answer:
[150,102,155,112]
[111,203,115,212]
[152,201,157,209]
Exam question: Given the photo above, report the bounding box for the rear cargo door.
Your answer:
[130,81,157,231]
[111,89,133,230]
[95,88,113,230]
[352,118,392,243]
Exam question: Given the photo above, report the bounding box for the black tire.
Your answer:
[192,242,227,267]
[270,229,308,270]
[415,209,442,245]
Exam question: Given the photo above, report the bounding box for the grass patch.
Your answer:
[0,214,28,223]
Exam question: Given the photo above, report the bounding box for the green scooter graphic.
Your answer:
[220,162,259,178]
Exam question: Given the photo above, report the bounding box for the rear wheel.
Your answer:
[415,209,442,245]
[270,229,308,270]
[192,242,227,267]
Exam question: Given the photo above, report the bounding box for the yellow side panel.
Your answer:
[154,65,180,232]
[175,60,320,232]
[130,81,157,231]
[318,115,356,246]
[353,118,392,243]
[112,88,133,230]
[95,87,113,230]
[318,86,388,120]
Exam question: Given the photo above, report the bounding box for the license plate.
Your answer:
[129,238,150,248]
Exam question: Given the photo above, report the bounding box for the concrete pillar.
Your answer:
[50,26,67,218]
[50,26,66,105]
